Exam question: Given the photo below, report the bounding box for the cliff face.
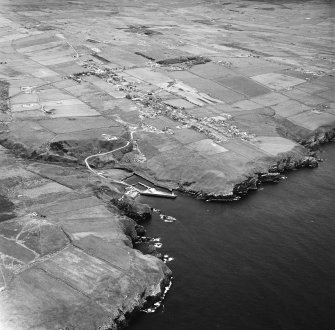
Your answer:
[0,146,171,330]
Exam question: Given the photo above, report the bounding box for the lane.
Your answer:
[84,130,141,192]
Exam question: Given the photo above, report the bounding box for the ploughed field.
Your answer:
[0,0,334,198]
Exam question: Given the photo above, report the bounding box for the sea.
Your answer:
[1,146,334,329]
[127,144,335,330]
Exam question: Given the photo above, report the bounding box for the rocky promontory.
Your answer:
[0,147,171,329]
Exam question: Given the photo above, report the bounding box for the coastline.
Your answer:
[0,145,172,329]
[0,0,334,328]
[124,127,334,201]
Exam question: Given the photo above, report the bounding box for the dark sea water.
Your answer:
[128,144,335,330]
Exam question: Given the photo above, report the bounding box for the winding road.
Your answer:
[84,129,141,192]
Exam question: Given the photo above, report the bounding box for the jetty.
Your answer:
[137,182,177,199]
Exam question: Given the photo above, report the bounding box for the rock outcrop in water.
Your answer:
[93,184,152,222]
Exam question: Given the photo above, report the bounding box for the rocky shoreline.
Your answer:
[0,145,172,329]
[121,130,334,202]
[177,145,333,202]
[1,103,333,328]
[1,0,335,328]
[220,128,335,201]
